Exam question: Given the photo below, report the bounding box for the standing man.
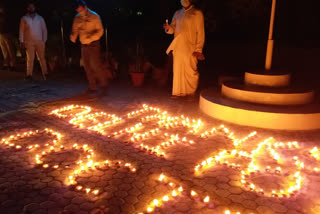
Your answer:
[164,0,205,100]
[70,0,108,97]
[19,1,48,80]
[0,4,16,71]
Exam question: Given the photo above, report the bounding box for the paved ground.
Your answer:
[0,70,320,214]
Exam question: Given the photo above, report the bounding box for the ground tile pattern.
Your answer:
[0,74,320,214]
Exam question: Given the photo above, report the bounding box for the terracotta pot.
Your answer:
[131,72,145,87]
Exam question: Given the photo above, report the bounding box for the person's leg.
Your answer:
[88,43,109,95]
[81,45,97,92]
[0,34,10,68]
[184,53,199,96]
[172,52,184,97]
[25,42,35,77]
[6,34,17,68]
[35,41,48,78]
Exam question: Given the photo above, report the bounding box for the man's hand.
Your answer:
[193,52,205,60]
[163,23,170,31]
[70,36,76,43]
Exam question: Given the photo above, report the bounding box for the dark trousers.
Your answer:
[81,41,108,91]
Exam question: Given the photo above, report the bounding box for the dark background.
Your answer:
[1,0,320,83]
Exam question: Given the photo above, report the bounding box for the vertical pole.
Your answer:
[265,0,277,70]
[105,27,108,60]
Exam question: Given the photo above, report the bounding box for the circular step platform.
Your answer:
[200,89,320,130]
[245,71,291,87]
[222,81,315,106]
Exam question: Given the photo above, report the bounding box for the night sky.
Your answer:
[1,0,319,42]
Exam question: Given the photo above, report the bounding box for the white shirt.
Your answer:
[70,9,104,45]
[166,6,205,54]
[19,13,47,43]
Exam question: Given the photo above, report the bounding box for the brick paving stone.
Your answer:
[256,205,274,214]
[47,171,60,177]
[109,179,122,186]
[228,203,245,212]
[217,183,231,190]
[92,170,104,177]
[0,194,8,201]
[99,192,112,200]
[229,186,244,194]
[229,180,241,187]
[1,79,320,214]
[72,196,87,205]
[128,187,142,197]
[242,199,258,210]
[90,208,104,214]
[40,200,57,209]
[89,176,100,183]
[123,177,135,184]
[65,204,80,213]
[40,187,55,195]
[33,182,47,190]
[286,210,303,214]
[48,193,62,201]
[124,195,139,205]
[216,189,231,197]
[40,176,53,182]
[56,197,70,207]
[255,197,272,207]
[174,202,192,212]
[312,205,320,213]
[243,208,256,214]
[241,192,257,200]
[228,194,244,203]
[2,200,15,207]
[122,205,136,214]
[33,209,47,214]
[114,190,129,198]
[203,183,217,192]
[269,202,288,213]
[80,202,95,211]
[63,191,77,199]
[48,180,62,188]
[106,205,120,214]
[103,185,118,193]
[119,183,132,191]
[23,203,40,212]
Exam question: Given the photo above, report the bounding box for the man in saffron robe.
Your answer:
[164,0,205,99]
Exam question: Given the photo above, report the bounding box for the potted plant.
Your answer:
[129,42,149,87]
[48,55,59,72]
[129,56,147,87]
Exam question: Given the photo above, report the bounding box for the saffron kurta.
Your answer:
[166,6,205,96]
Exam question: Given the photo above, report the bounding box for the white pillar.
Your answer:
[265,0,277,70]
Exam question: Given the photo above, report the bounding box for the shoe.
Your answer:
[24,76,33,81]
